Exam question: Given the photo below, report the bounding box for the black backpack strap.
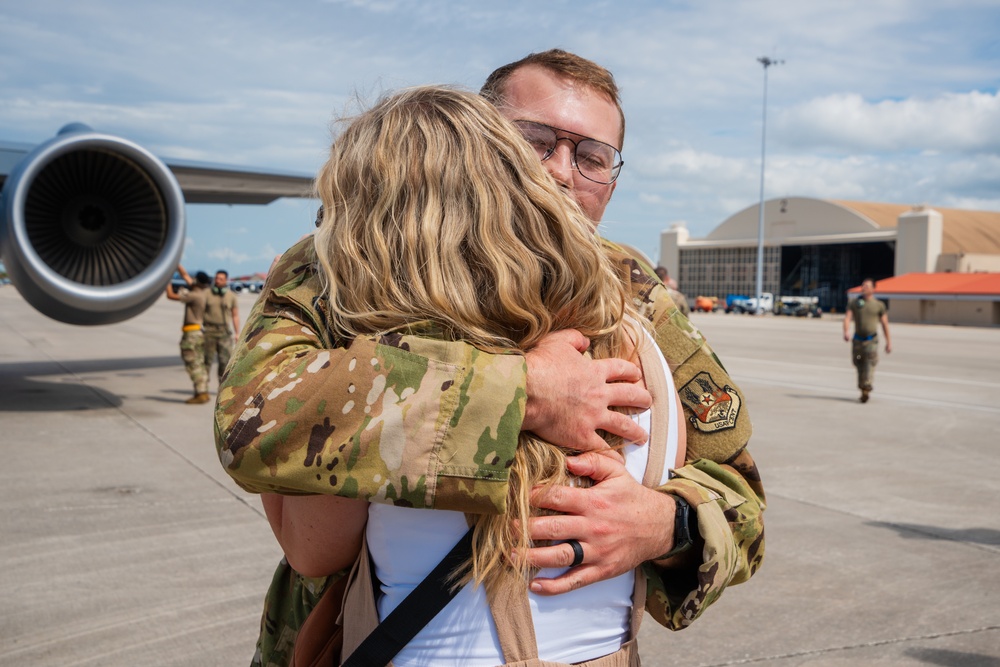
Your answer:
[341,528,474,667]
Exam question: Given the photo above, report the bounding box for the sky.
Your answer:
[2,0,998,276]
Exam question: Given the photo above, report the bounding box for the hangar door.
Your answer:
[780,241,895,312]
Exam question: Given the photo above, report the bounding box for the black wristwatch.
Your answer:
[656,494,697,560]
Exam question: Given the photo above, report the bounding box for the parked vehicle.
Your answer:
[744,292,774,314]
[230,280,264,294]
[727,292,773,314]
[694,295,720,312]
[775,295,822,317]
[725,294,749,313]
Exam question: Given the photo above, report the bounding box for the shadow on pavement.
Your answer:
[867,521,1000,547]
[0,375,123,410]
[0,356,181,411]
[904,647,1000,666]
[786,392,860,404]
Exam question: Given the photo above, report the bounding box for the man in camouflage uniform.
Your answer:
[216,50,765,666]
[166,265,211,405]
[843,278,892,403]
[203,270,241,385]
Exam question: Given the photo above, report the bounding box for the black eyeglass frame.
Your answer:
[512,119,624,185]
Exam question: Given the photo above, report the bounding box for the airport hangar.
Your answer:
[657,196,1000,322]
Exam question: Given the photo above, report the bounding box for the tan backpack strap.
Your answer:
[635,329,669,489]
[490,575,642,666]
[488,576,540,663]
[630,328,669,642]
[339,537,381,662]
[628,566,647,642]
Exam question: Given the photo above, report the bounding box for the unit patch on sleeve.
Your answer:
[679,372,742,433]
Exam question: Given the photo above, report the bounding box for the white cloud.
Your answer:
[206,244,283,265]
[3,0,999,272]
[320,0,407,13]
[776,90,1000,153]
[207,248,250,264]
[637,147,753,190]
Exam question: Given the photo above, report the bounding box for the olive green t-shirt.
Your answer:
[849,296,886,338]
[179,288,208,327]
[204,289,238,329]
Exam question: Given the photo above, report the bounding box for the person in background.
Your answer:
[203,270,240,386]
[843,278,892,403]
[655,266,690,317]
[165,265,211,404]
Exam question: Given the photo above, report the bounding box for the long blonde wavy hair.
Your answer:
[314,86,639,591]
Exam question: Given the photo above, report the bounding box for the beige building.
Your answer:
[659,197,1000,313]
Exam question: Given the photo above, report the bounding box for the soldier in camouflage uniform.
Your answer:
[166,265,211,405]
[215,50,765,666]
[843,278,892,403]
[203,270,241,385]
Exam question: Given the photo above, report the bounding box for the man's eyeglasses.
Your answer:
[512,120,624,185]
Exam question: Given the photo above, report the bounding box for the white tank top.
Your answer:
[366,330,679,666]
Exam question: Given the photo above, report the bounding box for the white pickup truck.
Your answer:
[731,292,774,314]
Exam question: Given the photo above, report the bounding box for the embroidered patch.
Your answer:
[679,372,741,433]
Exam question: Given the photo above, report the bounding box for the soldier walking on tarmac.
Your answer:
[165,265,212,404]
[843,278,892,403]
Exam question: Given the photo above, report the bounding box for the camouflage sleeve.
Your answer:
[605,241,766,629]
[214,237,527,515]
[643,450,764,629]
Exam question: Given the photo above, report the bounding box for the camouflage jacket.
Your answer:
[216,236,765,666]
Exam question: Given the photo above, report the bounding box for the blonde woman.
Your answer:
[263,86,686,665]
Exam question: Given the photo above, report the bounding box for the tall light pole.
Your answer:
[755,56,783,314]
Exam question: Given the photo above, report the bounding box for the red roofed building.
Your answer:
[848,273,1000,327]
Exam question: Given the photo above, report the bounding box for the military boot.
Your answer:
[186,392,210,404]
[860,387,871,403]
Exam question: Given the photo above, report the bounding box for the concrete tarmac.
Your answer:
[1,286,998,667]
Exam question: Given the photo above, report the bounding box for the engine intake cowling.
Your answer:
[0,124,186,325]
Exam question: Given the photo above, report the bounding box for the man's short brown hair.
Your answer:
[481,49,625,146]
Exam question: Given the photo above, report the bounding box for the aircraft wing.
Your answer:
[1,140,314,205]
[0,141,35,188]
[161,157,314,204]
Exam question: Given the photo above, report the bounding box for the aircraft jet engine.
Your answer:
[0,123,186,325]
